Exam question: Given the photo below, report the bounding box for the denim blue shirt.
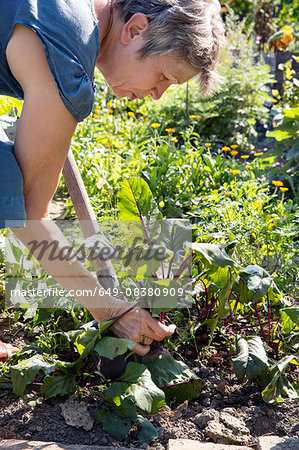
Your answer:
[0,0,100,228]
[0,0,101,122]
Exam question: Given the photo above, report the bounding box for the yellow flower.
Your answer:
[230,150,238,156]
[231,145,238,149]
[106,142,112,148]
[272,180,284,187]
[246,165,252,169]
[268,223,274,229]
[222,146,231,152]
[254,152,263,157]
[189,114,199,119]
[230,169,240,175]
[108,109,114,114]
[107,101,113,107]
[128,111,135,117]
[151,123,161,128]
[95,105,101,111]
[172,138,178,143]
[224,191,231,195]
[241,155,249,159]
[279,187,289,192]
[93,114,99,119]
[165,128,175,133]
[253,202,263,210]
[205,143,212,147]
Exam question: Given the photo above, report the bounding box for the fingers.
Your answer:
[147,318,176,341]
[132,343,151,356]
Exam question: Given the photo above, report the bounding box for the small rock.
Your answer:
[220,411,250,435]
[216,380,230,395]
[221,407,237,415]
[193,408,220,428]
[266,408,275,418]
[60,400,94,431]
[205,419,250,445]
[210,399,219,409]
[201,397,211,407]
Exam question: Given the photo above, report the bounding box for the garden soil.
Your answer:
[0,317,298,449]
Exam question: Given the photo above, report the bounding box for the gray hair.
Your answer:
[113,0,225,96]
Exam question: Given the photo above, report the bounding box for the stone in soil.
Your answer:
[60,400,94,431]
[168,439,252,449]
[257,436,299,450]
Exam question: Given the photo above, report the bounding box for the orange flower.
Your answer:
[189,114,199,119]
[230,150,238,156]
[272,180,284,187]
[222,146,231,152]
[230,169,240,175]
[279,187,288,192]
[246,165,252,169]
[165,128,175,133]
[93,114,99,119]
[231,145,238,149]
[224,191,231,195]
[151,123,161,128]
[108,109,114,114]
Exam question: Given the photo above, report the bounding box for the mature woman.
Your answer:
[0,0,225,361]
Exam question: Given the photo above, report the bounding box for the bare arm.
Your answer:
[6,25,175,354]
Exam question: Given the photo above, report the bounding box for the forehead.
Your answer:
[159,54,198,84]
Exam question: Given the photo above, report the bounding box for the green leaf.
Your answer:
[135,414,158,442]
[94,337,136,358]
[10,355,57,396]
[145,353,204,401]
[286,142,299,161]
[117,177,162,224]
[232,335,269,383]
[192,243,237,268]
[96,409,131,440]
[105,362,165,415]
[262,355,299,404]
[41,373,78,398]
[280,307,299,334]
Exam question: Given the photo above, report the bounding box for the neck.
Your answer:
[93,0,113,46]
[94,0,121,71]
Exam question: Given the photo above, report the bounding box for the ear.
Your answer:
[120,13,149,45]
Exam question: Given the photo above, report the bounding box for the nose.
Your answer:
[149,83,171,100]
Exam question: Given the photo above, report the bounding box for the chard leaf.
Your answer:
[41,373,77,398]
[192,243,237,268]
[262,355,299,404]
[94,337,136,358]
[105,362,165,415]
[117,177,162,226]
[232,335,269,383]
[135,414,158,442]
[96,409,131,440]
[145,353,204,401]
[10,355,57,396]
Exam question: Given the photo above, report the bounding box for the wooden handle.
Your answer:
[62,150,119,290]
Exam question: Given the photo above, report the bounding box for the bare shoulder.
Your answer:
[6,24,77,131]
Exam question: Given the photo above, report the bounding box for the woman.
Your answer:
[0,0,225,361]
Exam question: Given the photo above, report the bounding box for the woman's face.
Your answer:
[96,13,198,101]
[102,53,197,101]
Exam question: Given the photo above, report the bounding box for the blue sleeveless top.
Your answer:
[0,0,101,122]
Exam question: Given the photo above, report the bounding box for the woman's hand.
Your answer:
[109,307,176,356]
